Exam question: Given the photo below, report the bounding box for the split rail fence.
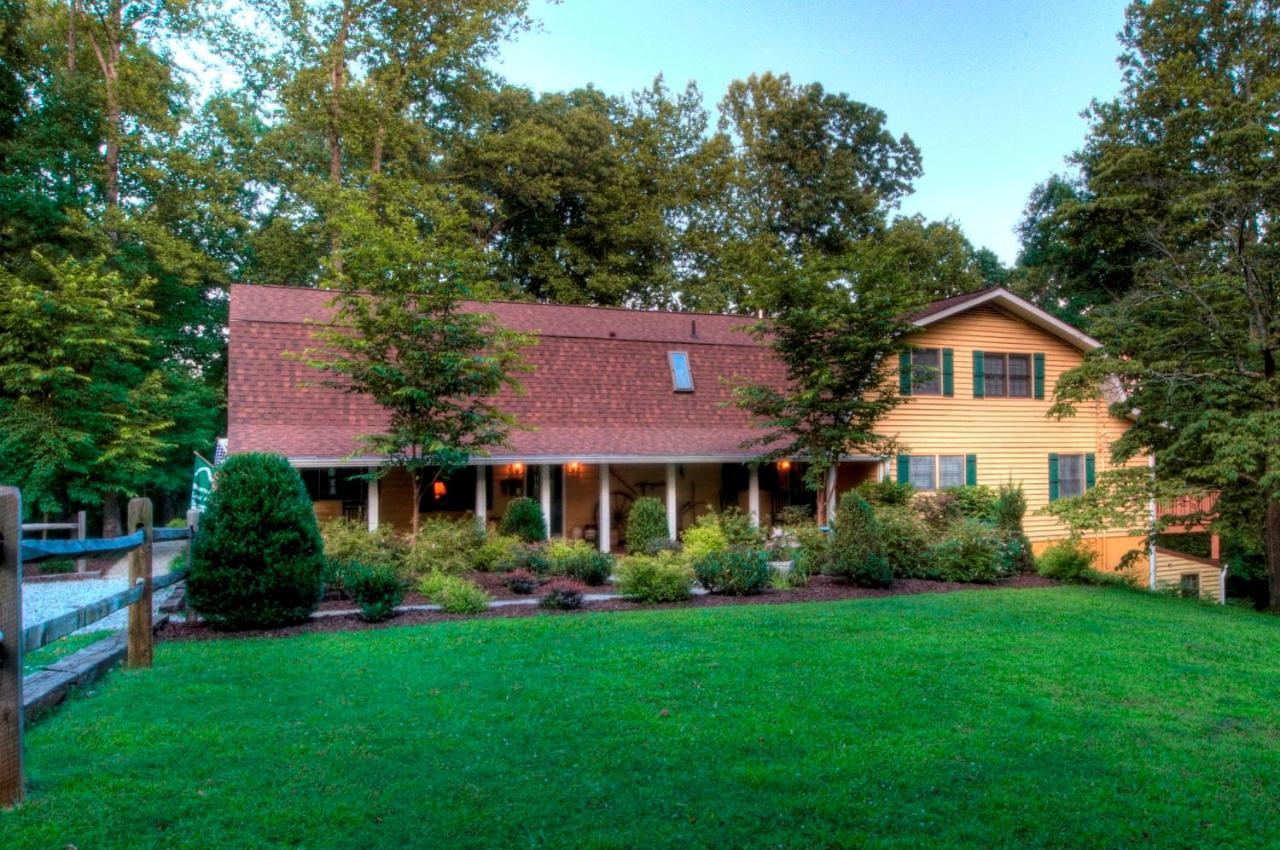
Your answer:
[0,486,196,808]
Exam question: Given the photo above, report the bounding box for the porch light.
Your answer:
[566,462,584,475]
[433,481,447,498]
[511,462,524,475]
[778,460,792,472]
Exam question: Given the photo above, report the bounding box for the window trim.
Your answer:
[668,350,694,392]
[911,347,942,396]
[981,352,1033,399]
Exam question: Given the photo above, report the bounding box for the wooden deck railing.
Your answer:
[0,486,196,808]
[1156,492,1219,533]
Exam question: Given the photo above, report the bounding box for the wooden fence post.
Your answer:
[74,510,87,573]
[184,509,199,624]
[126,497,154,669]
[0,486,25,808]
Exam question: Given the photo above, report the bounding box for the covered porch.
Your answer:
[304,457,882,552]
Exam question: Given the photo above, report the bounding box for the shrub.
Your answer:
[995,533,1036,576]
[39,559,75,574]
[929,519,1004,583]
[694,547,771,595]
[546,539,613,585]
[615,552,694,602]
[765,535,794,562]
[499,497,547,542]
[403,516,484,577]
[472,534,522,571]
[945,484,997,521]
[791,525,830,584]
[497,542,550,574]
[1036,537,1097,583]
[420,574,490,614]
[644,538,682,556]
[681,515,730,565]
[188,452,326,630]
[854,479,915,507]
[877,505,931,579]
[717,506,765,546]
[320,517,406,593]
[538,578,586,610]
[777,504,814,527]
[914,491,963,532]
[992,482,1028,534]
[165,517,189,529]
[505,569,539,594]
[828,494,891,588]
[625,497,670,554]
[347,563,406,622]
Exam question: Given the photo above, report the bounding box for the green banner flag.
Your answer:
[190,453,215,512]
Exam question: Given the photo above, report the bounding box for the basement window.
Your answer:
[669,351,694,392]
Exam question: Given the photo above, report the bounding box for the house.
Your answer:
[227,283,1223,596]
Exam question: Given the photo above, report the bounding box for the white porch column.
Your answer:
[598,463,611,553]
[825,465,838,524]
[665,463,678,541]
[748,464,761,528]
[474,466,487,527]
[539,464,553,537]
[366,472,380,531]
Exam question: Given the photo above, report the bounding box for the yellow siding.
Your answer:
[1153,548,1223,602]
[880,304,1142,567]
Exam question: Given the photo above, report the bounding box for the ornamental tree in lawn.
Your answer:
[731,244,924,524]
[303,190,530,536]
[1044,0,1280,609]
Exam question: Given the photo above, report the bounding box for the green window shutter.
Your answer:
[965,454,977,486]
[899,351,912,396]
[972,351,985,398]
[1085,453,1096,489]
[942,348,954,397]
[1048,453,1060,502]
[1034,352,1046,400]
[897,455,910,485]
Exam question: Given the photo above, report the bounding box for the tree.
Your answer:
[731,244,924,524]
[0,255,173,516]
[1048,0,1280,609]
[303,192,530,536]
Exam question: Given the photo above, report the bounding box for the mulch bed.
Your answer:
[158,574,1057,643]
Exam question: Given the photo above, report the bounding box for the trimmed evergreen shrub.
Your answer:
[854,479,916,507]
[877,505,931,579]
[828,493,892,588]
[694,547,771,595]
[993,482,1035,574]
[717,506,765,546]
[320,517,405,594]
[420,573,491,613]
[188,452,326,630]
[472,534,522,571]
[538,578,586,610]
[546,539,613,585]
[616,552,694,602]
[499,497,547,542]
[791,525,830,584]
[347,563,406,622]
[497,542,550,574]
[625,497,670,554]
[928,519,1003,583]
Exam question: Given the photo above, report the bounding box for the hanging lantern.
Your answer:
[433,481,447,499]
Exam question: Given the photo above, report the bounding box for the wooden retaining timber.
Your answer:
[0,489,197,808]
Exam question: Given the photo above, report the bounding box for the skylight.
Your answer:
[669,351,694,392]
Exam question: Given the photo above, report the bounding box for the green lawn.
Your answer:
[22,630,114,676]
[6,587,1280,849]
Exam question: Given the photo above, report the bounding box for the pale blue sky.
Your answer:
[494,0,1131,263]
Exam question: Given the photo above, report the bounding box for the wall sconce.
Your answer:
[510,462,524,476]
[777,460,792,472]
[565,462,584,476]
[433,481,447,498]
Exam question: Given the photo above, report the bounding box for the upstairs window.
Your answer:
[912,348,941,395]
[979,352,1033,398]
[669,351,694,392]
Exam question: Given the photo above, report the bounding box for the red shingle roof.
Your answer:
[228,285,786,461]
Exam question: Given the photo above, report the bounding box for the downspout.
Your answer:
[1147,454,1158,591]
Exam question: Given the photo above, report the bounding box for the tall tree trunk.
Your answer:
[86,0,121,242]
[1267,498,1280,612]
[410,471,420,537]
[325,1,352,276]
[102,491,121,537]
[67,0,78,72]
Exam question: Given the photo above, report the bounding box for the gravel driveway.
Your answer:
[22,541,187,637]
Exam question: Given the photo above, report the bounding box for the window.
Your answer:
[1058,453,1085,498]
[908,455,936,490]
[1179,573,1200,598]
[669,351,694,392]
[982,353,1032,398]
[939,455,966,489]
[912,347,941,395]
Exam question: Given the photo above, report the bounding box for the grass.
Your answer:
[5,587,1280,848]
[22,630,114,676]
